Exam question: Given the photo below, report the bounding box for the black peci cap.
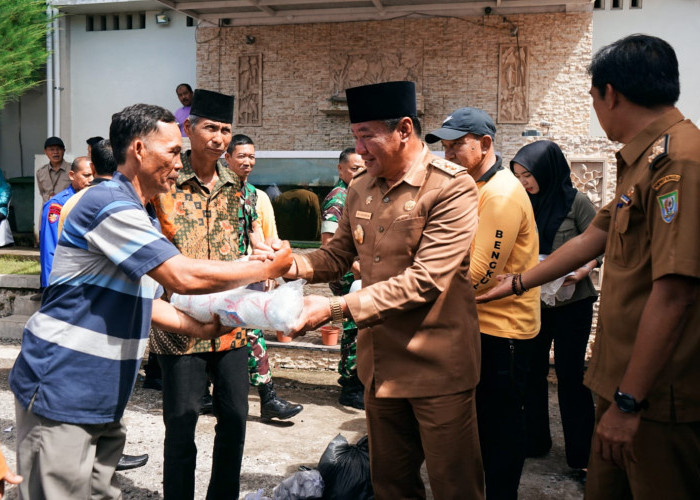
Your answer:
[345,81,417,124]
[190,89,234,124]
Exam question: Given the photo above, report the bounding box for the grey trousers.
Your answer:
[15,398,126,500]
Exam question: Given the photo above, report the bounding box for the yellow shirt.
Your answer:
[471,160,540,339]
[255,188,278,240]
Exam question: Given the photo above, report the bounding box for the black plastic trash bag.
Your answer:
[317,434,374,500]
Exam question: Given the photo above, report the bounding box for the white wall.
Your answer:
[66,10,196,150]
[591,0,700,135]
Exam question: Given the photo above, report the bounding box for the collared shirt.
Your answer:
[238,181,259,254]
[174,105,191,137]
[36,160,71,204]
[150,151,247,355]
[10,172,179,424]
[39,185,76,288]
[587,108,700,422]
[295,146,481,398]
[471,155,540,339]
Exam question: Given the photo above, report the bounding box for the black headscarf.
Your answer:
[510,140,577,254]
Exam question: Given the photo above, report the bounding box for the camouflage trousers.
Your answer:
[338,323,358,380]
[247,329,271,386]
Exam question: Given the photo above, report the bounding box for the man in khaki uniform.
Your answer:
[36,137,71,204]
[285,81,484,499]
[478,35,700,499]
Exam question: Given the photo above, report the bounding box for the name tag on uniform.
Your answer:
[355,210,372,220]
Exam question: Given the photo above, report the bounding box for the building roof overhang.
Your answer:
[54,0,593,26]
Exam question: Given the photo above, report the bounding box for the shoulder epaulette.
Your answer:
[430,158,467,176]
[648,134,670,170]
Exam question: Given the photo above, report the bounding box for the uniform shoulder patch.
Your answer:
[648,135,669,170]
[430,158,467,176]
[47,203,62,224]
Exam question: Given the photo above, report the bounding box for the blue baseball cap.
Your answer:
[425,107,496,143]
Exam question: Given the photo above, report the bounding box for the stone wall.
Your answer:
[198,13,596,149]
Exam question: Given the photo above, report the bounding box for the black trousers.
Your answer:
[476,333,532,500]
[158,348,249,500]
[525,297,595,469]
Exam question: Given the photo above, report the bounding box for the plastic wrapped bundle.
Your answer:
[170,279,305,334]
[272,469,324,500]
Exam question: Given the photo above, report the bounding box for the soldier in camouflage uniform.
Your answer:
[226,134,303,421]
[321,147,365,409]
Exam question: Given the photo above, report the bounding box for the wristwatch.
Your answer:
[329,297,344,324]
[614,388,649,413]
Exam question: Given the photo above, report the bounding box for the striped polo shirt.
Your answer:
[10,172,180,424]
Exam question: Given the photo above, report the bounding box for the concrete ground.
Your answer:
[0,343,585,499]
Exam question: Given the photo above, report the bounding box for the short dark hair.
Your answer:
[110,104,176,166]
[227,134,254,154]
[91,139,117,176]
[588,34,680,108]
[339,147,356,163]
[176,83,193,93]
[384,116,422,137]
[86,136,104,147]
[71,156,90,172]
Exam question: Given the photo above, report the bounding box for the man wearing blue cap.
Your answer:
[427,108,539,499]
[282,81,484,499]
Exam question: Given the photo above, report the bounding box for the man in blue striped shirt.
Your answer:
[9,104,292,500]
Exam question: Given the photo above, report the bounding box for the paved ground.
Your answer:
[0,343,585,499]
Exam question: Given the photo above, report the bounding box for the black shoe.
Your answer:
[142,377,162,391]
[339,386,365,410]
[116,454,148,471]
[199,392,214,415]
[259,383,303,421]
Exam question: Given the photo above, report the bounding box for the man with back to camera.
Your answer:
[282,81,484,499]
[36,136,71,204]
[10,102,292,499]
[425,108,539,499]
[478,34,700,499]
[174,83,193,137]
[39,156,94,289]
[320,147,365,409]
[224,133,304,421]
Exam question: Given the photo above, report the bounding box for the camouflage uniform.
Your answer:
[321,179,358,381]
[237,181,272,386]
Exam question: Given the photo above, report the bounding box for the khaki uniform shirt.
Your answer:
[295,146,481,398]
[150,152,247,355]
[586,108,700,423]
[36,160,71,204]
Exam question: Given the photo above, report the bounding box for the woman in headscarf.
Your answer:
[511,140,601,473]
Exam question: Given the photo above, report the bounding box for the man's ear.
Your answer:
[605,83,620,109]
[69,170,76,182]
[183,118,193,138]
[133,138,146,164]
[480,135,493,154]
[398,117,413,142]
